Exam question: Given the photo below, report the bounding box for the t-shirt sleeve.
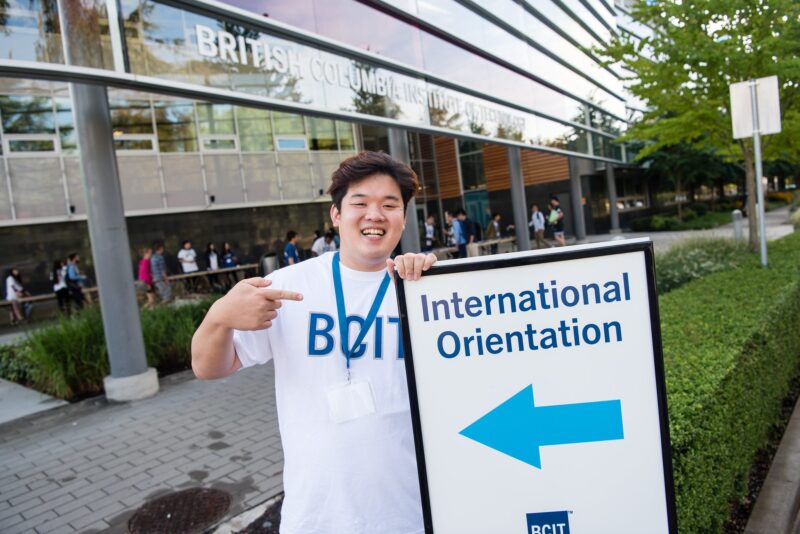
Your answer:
[233,327,274,368]
[231,271,281,368]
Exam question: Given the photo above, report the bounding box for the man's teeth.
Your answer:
[362,229,385,236]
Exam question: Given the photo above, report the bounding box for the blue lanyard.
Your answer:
[332,252,391,376]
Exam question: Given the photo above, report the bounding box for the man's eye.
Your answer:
[383,204,398,209]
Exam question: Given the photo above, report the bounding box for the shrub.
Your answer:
[651,215,681,231]
[26,307,108,400]
[791,208,800,230]
[679,208,697,221]
[628,216,652,232]
[0,298,217,401]
[688,202,709,216]
[767,191,794,204]
[661,231,800,532]
[655,238,753,294]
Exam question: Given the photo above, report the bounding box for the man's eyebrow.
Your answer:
[383,195,401,201]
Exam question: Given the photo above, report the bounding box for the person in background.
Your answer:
[51,259,70,315]
[5,268,24,325]
[422,214,437,252]
[206,242,222,292]
[221,242,238,290]
[549,196,566,247]
[284,230,301,266]
[65,253,87,310]
[138,248,157,309]
[177,240,199,293]
[150,243,172,304]
[451,209,466,258]
[529,203,547,249]
[311,230,337,257]
[484,212,514,254]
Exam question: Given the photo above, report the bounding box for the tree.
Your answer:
[599,0,800,249]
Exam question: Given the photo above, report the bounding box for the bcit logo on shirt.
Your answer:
[526,511,570,534]
[307,312,404,359]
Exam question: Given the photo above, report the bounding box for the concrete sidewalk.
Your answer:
[0,364,283,533]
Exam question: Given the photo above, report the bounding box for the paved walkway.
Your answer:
[0,365,282,533]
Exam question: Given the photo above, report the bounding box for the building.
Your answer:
[0,0,649,293]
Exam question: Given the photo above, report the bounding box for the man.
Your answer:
[549,196,566,246]
[192,151,436,534]
[455,208,477,257]
[283,230,301,266]
[529,203,547,249]
[484,212,513,255]
[451,209,466,258]
[150,243,172,303]
[311,230,337,257]
[177,240,199,292]
[422,214,437,252]
[65,253,87,309]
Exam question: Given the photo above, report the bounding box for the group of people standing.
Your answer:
[421,196,565,258]
[529,195,566,248]
[137,241,240,307]
[283,229,339,266]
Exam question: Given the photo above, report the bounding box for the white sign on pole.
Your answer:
[397,240,676,533]
[730,75,782,139]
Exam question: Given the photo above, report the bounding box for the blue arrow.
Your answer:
[459,385,624,469]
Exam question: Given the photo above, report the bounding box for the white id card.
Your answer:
[326,379,376,423]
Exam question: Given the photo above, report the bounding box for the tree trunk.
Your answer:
[741,141,758,251]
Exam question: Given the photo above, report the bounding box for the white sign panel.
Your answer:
[397,240,676,534]
[730,76,782,139]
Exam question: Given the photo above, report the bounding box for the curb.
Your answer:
[744,396,800,533]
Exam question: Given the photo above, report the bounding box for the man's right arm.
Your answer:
[191,277,303,379]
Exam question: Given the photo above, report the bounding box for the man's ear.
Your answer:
[330,203,340,227]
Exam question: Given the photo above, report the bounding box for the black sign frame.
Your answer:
[395,240,677,533]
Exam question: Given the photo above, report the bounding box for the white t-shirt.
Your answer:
[311,236,337,256]
[177,248,199,273]
[5,275,22,301]
[233,252,423,534]
[208,251,219,271]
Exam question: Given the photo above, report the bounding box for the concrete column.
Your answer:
[71,83,158,401]
[568,157,587,243]
[606,164,621,233]
[58,0,157,400]
[388,128,421,253]
[507,146,530,252]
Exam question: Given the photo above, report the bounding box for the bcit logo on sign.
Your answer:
[526,511,570,534]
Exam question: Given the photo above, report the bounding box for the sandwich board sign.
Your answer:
[396,239,677,533]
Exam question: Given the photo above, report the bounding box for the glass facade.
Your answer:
[0,0,647,230]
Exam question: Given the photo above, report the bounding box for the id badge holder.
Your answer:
[326,379,376,423]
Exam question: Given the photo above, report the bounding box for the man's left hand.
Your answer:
[386,253,437,281]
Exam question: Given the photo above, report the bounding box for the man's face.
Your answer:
[330,173,406,271]
[184,242,192,249]
[457,213,466,221]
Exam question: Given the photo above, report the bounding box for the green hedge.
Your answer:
[655,238,753,294]
[661,231,800,532]
[0,298,216,401]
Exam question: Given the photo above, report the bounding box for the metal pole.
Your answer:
[606,164,621,233]
[568,157,587,243]
[507,146,530,251]
[750,81,768,267]
[388,128,421,253]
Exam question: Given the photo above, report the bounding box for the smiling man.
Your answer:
[191,151,436,534]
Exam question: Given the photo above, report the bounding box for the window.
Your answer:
[337,121,355,150]
[155,101,197,152]
[236,106,273,152]
[307,117,337,151]
[458,140,486,191]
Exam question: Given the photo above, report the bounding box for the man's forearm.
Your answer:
[191,311,239,379]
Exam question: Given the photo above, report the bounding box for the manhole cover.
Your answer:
[128,487,231,534]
